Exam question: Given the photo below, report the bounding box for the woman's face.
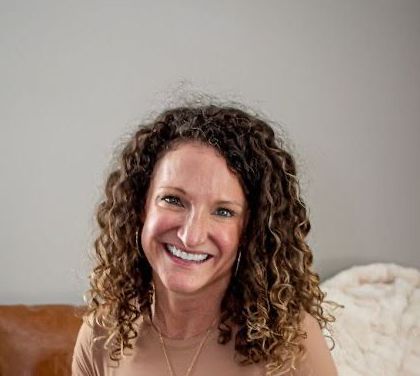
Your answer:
[141,142,248,297]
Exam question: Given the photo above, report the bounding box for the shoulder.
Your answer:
[72,319,95,375]
[72,317,109,376]
[293,312,338,376]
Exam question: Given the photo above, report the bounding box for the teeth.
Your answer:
[166,244,209,262]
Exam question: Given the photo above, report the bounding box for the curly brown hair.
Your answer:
[86,104,337,375]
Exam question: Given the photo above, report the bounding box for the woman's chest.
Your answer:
[109,335,265,376]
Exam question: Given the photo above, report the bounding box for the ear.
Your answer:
[244,208,250,227]
[139,197,148,223]
[140,210,146,223]
[241,208,250,234]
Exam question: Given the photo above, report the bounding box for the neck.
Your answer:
[151,279,225,339]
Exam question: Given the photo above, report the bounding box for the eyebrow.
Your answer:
[158,186,246,209]
[217,200,245,209]
[159,186,187,194]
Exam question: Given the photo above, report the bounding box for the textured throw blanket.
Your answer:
[320,263,420,376]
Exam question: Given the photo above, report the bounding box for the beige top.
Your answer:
[72,316,267,376]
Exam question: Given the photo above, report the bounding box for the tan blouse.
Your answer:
[72,317,266,376]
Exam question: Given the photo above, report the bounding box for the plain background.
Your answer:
[1,0,419,304]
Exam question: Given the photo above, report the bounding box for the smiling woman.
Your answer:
[72,104,339,375]
[141,142,247,299]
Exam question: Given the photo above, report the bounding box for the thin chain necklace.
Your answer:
[152,319,217,376]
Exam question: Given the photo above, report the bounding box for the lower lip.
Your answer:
[163,245,211,267]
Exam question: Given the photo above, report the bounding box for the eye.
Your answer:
[161,195,183,207]
[214,207,234,218]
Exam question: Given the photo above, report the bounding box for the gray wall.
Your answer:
[1,0,419,304]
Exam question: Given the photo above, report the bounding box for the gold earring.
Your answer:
[135,228,141,254]
[234,250,242,277]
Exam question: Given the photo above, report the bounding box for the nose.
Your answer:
[177,209,208,249]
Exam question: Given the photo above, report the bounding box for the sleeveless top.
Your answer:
[72,316,267,376]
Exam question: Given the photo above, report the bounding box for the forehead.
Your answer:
[150,142,245,199]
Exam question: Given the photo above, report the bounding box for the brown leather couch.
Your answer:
[0,305,84,376]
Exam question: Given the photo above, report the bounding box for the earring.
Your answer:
[234,250,242,277]
[135,227,141,255]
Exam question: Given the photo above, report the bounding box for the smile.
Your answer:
[165,244,211,263]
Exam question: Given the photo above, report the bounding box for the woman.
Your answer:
[72,104,338,375]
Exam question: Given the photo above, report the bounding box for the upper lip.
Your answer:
[165,243,212,256]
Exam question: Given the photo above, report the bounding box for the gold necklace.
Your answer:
[153,320,216,376]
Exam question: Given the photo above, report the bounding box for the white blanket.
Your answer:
[320,263,420,376]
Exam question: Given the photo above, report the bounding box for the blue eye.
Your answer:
[162,195,182,206]
[215,208,234,217]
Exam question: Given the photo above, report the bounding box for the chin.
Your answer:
[161,275,206,295]
[159,271,233,297]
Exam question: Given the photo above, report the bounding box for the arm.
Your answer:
[294,312,338,376]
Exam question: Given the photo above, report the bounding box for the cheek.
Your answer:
[141,210,178,250]
[215,225,243,257]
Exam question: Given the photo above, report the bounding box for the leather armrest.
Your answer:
[0,305,84,376]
